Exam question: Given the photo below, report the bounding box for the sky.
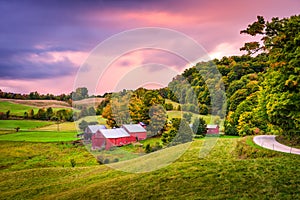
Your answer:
[0,0,299,95]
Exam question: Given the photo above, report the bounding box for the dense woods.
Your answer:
[167,15,300,141]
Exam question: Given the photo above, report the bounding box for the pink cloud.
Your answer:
[2,0,299,94]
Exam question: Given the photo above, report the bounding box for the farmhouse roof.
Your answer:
[206,124,219,129]
[87,125,107,133]
[139,122,146,126]
[99,128,130,139]
[122,124,146,133]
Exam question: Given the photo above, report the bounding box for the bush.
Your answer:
[165,103,174,111]
[144,144,152,153]
[194,135,204,139]
[70,159,76,167]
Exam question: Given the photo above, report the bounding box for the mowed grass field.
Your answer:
[0,101,39,116]
[0,131,78,142]
[0,119,77,142]
[0,137,299,199]
[0,101,75,117]
[0,141,98,171]
[0,120,53,131]
[167,110,223,128]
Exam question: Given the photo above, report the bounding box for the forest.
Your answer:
[166,15,300,143]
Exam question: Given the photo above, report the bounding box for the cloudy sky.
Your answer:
[0,0,299,95]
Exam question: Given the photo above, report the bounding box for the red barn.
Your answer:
[122,124,147,140]
[92,128,136,150]
[206,125,219,134]
[84,125,106,141]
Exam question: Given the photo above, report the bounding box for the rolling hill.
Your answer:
[0,137,299,199]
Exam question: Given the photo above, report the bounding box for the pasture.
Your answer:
[0,131,78,142]
[0,120,53,131]
[1,137,299,199]
[0,98,71,108]
[0,101,38,116]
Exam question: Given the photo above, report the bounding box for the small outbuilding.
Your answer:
[206,124,219,134]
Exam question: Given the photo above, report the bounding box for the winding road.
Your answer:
[253,135,300,155]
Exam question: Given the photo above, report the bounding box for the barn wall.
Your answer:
[129,132,147,140]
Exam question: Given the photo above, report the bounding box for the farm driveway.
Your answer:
[253,135,300,155]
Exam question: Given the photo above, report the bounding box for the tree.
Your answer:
[162,118,193,146]
[36,108,46,120]
[171,118,193,145]
[79,120,89,131]
[144,144,152,153]
[192,117,207,135]
[29,109,34,119]
[164,103,173,111]
[183,112,192,123]
[88,107,96,116]
[46,107,53,120]
[24,112,28,119]
[72,87,89,101]
[146,105,167,137]
[241,15,300,137]
[6,110,10,119]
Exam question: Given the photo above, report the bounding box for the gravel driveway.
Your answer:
[253,135,300,155]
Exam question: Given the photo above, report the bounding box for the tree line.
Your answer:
[168,15,299,141]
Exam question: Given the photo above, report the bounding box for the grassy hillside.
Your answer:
[0,130,78,142]
[0,101,39,116]
[0,98,70,108]
[1,137,299,199]
[73,98,104,108]
[0,120,53,131]
[36,122,77,131]
[0,141,97,171]
[0,100,74,117]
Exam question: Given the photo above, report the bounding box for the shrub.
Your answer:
[70,159,76,167]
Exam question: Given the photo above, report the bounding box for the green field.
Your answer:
[0,141,97,171]
[167,110,221,125]
[36,122,77,131]
[0,101,75,117]
[0,101,39,116]
[0,120,53,131]
[0,136,299,199]
[36,116,108,132]
[0,131,78,142]
[78,115,107,124]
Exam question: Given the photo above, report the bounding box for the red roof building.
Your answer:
[92,128,136,150]
[206,124,219,134]
[122,124,147,140]
[91,124,147,150]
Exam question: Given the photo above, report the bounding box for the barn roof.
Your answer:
[122,124,146,133]
[207,124,219,129]
[99,128,130,139]
[87,125,107,133]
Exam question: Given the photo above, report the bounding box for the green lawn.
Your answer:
[0,101,38,116]
[0,120,53,131]
[0,141,98,171]
[165,99,180,109]
[78,115,107,124]
[167,110,213,123]
[0,130,78,142]
[36,121,77,131]
[0,137,299,199]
